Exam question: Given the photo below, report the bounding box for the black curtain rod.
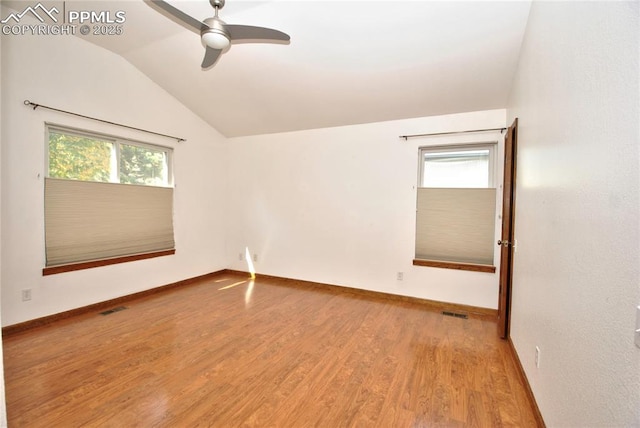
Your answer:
[400,127,506,140]
[24,100,186,143]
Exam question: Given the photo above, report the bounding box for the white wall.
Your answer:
[1,27,228,326]
[227,109,506,309]
[507,2,639,426]
[0,25,8,428]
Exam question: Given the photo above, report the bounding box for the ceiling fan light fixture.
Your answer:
[202,30,230,49]
[201,16,231,50]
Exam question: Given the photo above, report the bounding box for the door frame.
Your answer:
[498,118,518,339]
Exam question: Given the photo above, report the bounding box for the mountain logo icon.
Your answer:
[1,3,59,24]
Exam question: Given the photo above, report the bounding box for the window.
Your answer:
[48,129,115,182]
[48,127,172,186]
[419,145,494,188]
[415,143,497,271]
[119,143,169,186]
[44,125,175,273]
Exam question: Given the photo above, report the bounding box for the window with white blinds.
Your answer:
[415,144,497,266]
[44,125,174,267]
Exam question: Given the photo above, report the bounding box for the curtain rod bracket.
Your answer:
[23,99,186,143]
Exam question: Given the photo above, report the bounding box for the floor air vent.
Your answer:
[442,311,468,319]
[100,306,128,316]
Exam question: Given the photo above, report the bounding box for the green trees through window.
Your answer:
[48,131,113,182]
[120,144,167,186]
[48,127,171,187]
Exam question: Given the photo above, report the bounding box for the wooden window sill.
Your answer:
[43,249,175,276]
[413,259,496,273]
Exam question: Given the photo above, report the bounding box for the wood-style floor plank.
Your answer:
[3,273,540,427]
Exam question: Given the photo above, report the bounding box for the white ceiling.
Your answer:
[13,1,533,137]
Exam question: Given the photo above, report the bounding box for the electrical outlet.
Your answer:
[535,346,541,368]
[253,254,258,263]
[22,289,32,302]
[397,272,403,281]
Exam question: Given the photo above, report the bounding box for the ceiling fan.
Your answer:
[148,0,290,69]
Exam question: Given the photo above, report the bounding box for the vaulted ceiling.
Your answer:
[6,1,533,137]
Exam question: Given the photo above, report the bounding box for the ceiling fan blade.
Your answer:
[148,0,207,34]
[226,25,290,42]
[201,47,223,68]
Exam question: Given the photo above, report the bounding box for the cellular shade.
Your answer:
[45,178,174,266]
[415,188,496,265]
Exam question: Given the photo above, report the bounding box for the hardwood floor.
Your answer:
[3,273,540,427]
